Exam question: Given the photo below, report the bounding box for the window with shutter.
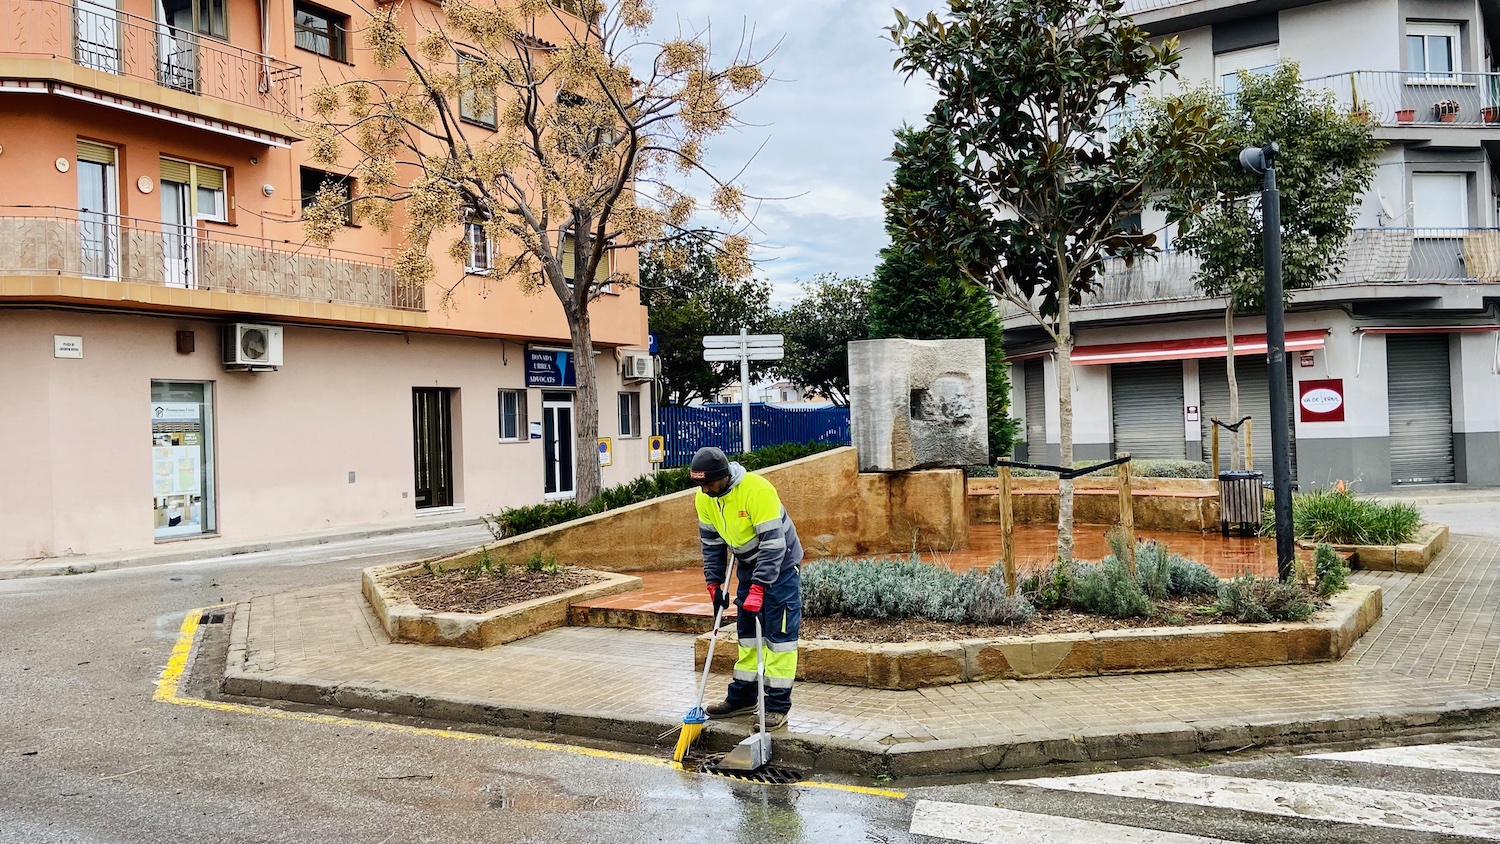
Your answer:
[159,157,227,221]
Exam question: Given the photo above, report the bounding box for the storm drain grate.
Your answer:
[198,612,227,625]
[698,760,803,785]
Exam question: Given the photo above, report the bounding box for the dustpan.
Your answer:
[716,612,772,772]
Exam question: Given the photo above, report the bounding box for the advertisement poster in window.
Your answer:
[151,396,211,539]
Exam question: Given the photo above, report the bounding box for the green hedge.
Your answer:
[1263,488,1421,545]
[484,441,839,539]
[801,555,1035,625]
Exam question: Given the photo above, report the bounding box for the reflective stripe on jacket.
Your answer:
[697,463,803,587]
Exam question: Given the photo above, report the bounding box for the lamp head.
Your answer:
[1239,142,1280,175]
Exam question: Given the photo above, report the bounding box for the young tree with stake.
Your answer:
[888,0,1224,562]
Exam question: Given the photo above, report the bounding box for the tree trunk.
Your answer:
[1224,304,1241,472]
[568,306,602,505]
[1056,296,1076,565]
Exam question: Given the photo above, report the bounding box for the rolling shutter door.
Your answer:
[1199,357,1296,479]
[1387,335,1454,484]
[1024,358,1046,461]
[1111,361,1185,460]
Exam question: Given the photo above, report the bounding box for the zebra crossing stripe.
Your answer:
[1010,770,1500,840]
[1307,743,1500,776]
[909,800,1244,844]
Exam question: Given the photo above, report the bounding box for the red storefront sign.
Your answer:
[1299,378,1345,422]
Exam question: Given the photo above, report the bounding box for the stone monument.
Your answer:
[848,338,989,471]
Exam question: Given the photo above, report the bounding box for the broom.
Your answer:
[673,576,731,763]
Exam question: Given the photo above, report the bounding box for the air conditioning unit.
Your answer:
[222,323,283,369]
[623,352,653,381]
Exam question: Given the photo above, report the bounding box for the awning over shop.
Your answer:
[1071,330,1327,366]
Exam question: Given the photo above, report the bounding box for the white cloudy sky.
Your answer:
[643,2,940,304]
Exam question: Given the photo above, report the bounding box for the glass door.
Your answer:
[75,0,121,73]
[77,147,118,279]
[155,0,200,92]
[151,381,216,540]
[542,391,575,499]
[412,388,454,508]
[161,179,196,288]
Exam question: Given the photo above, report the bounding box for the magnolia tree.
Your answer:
[301,0,767,503]
[889,0,1225,563]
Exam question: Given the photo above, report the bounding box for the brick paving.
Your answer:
[226,532,1500,765]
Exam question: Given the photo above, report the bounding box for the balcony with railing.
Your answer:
[0,0,301,121]
[1002,228,1500,318]
[0,209,421,312]
[1304,71,1500,128]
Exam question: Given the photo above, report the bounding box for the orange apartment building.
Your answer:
[0,0,653,561]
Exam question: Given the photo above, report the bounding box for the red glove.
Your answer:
[742,584,765,613]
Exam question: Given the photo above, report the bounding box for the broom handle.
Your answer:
[754,612,765,736]
[693,573,732,708]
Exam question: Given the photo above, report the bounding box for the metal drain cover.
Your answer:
[198,611,227,625]
[698,760,803,784]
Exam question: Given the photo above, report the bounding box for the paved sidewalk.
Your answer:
[220,526,1500,778]
[0,512,481,580]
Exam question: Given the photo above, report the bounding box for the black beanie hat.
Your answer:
[689,447,730,483]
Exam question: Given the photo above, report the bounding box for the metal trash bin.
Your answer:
[1219,471,1264,536]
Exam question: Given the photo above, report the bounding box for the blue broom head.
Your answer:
[684,707,708,724]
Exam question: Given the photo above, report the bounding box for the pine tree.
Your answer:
[870,127,1018,460]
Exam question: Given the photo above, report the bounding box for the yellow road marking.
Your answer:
[155,605,906,800]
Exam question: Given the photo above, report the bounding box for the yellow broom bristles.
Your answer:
[673,722,704,763]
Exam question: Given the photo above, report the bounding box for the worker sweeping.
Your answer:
[691,446,803,730]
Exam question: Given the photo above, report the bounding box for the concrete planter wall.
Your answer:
[363,562,642,648]
[1299,522,1449,573]
[694,585,1381,689]
[968,476,1221,531]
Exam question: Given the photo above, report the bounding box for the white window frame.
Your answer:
[1406,22,1462,80]
[498,389,526,441]
[464,213,492,274]
[617,391,640,438]
[1215,44,1279,96]
[1411,172,1469,231]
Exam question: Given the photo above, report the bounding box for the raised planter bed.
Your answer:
[1296,522,1448,573]
[363,561,642,648]
[694,585,1382,690]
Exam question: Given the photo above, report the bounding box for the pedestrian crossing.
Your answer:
[909,741,1500,843]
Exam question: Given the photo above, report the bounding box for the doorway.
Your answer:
[1387,335,1455,484]
[543,391,575,499]
[151,380,215,540]
[412,388,454,508]
[161,178,196,288]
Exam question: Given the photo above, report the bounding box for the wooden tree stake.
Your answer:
[1117,452,1136,576]
[999,464,1017,596]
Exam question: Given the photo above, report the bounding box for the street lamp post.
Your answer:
[1241,142,1295,581]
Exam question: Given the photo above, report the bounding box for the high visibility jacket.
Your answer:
[697,463,804,587]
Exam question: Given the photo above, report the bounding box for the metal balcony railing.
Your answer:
[0,0,301,116]
[1001,228,1500,317]
[1304,71,1500,127]
[0,209,421,311]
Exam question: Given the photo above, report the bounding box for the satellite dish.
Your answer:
[1377,188,1398,222]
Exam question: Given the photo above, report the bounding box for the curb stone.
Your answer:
[1,516,483,580]
[217,665,1500,778]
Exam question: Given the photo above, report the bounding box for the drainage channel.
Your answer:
[696,758,803,785]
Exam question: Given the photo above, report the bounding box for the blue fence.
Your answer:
[655,403,851,467]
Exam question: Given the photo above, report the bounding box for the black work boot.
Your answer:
[705,699,755,718]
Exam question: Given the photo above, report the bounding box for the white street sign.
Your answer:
[703,333,784,349]
[704,347,784,362]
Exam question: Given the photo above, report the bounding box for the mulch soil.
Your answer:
[395,567,602,614]
[802,597,1255,644]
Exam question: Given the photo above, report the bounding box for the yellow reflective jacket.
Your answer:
[696,463,804,587]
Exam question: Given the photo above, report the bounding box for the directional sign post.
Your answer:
[702,328,785,453]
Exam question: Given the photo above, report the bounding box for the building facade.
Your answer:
[1008,0,1500,491]
[0,0,653,561]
